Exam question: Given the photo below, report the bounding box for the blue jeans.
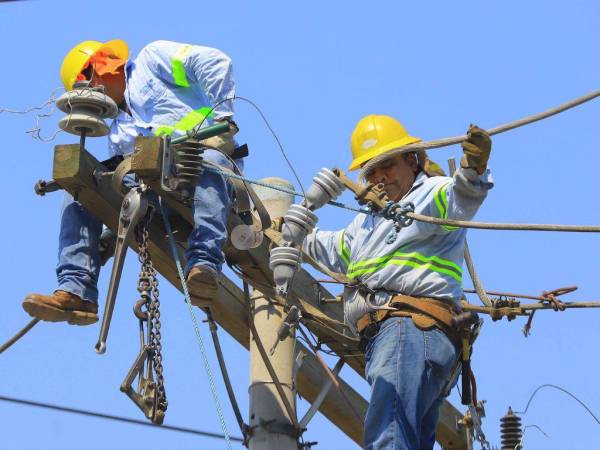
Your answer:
[364,317,459,450]
[56,149,236,303]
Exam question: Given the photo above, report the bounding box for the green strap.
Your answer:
[434,182,459,231]
[347,250,462,283]
[172,44,193,87]
[154,107,214,137]
[338,230,351,266]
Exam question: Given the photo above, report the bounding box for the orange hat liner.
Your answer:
[76,48,127,82]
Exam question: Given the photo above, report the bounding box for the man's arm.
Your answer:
[429,126,494,232]
[303,223,355,275]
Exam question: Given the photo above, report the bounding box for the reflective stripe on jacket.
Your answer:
[109,40,236,156]
[303,168,493,331]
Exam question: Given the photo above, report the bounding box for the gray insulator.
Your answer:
[56,89,119,137]
[281,204,318,245]
[269,246,301,296]
[304,168,345,210]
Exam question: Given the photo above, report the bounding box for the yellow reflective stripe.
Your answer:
[154,107,214,137]
[347,250,462,282]
[434,182,459,231]
[338,231,350,265]
[172,44,193,87]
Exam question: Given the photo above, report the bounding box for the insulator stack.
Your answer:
[500,407,523,449]
[172,139,204,201]
[55,82,118,137]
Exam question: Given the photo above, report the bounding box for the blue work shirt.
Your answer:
[303,168,494,330]
[108,40,236,156]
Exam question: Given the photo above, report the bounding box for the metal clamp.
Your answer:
[120,345,166,425]
[95,186,150,354]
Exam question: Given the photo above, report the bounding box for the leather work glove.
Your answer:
[201,118,239,156]
[460,125,492,175]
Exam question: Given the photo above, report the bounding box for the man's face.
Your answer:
[89,69,126,106]
[364,153,419,202]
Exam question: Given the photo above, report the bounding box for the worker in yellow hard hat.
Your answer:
[23,39,241,325]
[302,114,494,449]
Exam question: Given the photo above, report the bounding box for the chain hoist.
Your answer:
[120,213,168,424]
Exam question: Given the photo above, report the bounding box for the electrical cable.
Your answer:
[516,383,600,424]
[185,96,306,197]
[362,87,600,172]
[0,394,243,442]
[203,165,600,233]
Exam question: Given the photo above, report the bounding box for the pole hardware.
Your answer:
[95,186,150,354]
[119,211,167,424]
[500,407,523,450]
[269,305,301,356]
[55,82,118,141]
[34,179,61,196]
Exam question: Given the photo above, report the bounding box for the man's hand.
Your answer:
[201,117,238,155]
[460,125,492,175]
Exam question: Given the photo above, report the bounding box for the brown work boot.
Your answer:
[22,290,99,326]
[186,265,219,308]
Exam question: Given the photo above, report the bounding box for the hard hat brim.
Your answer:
[98,39,129,60]
[348,134,422,171]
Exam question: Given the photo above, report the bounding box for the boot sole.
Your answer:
[186,273,219,308]
[22,298,98,326]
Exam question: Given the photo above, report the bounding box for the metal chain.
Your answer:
[136,218,168,416]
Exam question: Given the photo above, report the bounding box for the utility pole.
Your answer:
[249,178,298,450]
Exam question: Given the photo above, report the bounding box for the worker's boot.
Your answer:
[22,291,98,326]
[186,265,219,308]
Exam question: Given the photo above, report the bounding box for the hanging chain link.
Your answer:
[136,216,168,418]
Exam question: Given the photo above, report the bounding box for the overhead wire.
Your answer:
[0,394,243,442]
[516,383,600,424]
[203,165,600,233]
[362,87,600,172]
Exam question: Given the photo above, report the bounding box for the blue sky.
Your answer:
[1,1,599,449]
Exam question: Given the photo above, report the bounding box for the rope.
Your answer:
[362,87,600,171]
[158,201,234,450]
[203,166,600,233]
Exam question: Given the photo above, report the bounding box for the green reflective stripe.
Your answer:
[347,250,462,282]
[434,182,459,231]
[154,107,214,137]
[347,251,462,277]
[172,44,193,87]
[338,231,350,265]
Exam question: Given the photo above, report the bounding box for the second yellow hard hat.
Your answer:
[349,114,421,171]
[60,39,129,91]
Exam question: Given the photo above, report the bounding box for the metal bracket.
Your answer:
[298,358,345,429]
[120,345,165,425]
[34,179,61,196]
[257,418,304,438]
[95,187,149,354]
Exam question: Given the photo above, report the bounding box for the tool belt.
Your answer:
[356,294,460,346]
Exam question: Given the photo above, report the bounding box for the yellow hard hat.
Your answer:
[60,39,129,91]
[348,114,421,171]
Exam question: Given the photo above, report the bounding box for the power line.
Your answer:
[0,394,244,443]
[516,384,600,425]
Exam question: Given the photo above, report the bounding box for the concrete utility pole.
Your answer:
[249,178,298,450]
